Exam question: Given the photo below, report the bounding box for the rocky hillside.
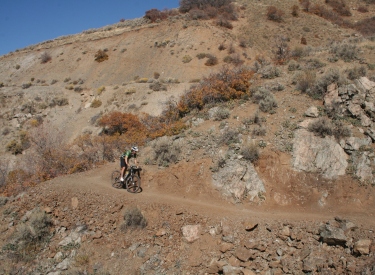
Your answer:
[1,0,375,274]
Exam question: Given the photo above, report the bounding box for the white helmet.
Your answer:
[131,146,138,152]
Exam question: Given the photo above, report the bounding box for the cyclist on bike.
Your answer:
[120,146,138,182]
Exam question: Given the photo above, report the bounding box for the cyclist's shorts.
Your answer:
[120,157,128,168]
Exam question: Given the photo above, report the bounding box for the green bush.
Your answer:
[329,43,359,62]
[346,66,367,80]
[91,99,102,108]
[219,128,240,145]
[213,107,230,121]
[205,54,218,66]
[5,208,52,262]
[252,88,278,113]
[152,136,181,166]
[182,55,192,63]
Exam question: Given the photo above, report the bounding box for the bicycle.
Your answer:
[111,166,142,193]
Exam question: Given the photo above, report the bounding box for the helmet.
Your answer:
[131,146,138,152]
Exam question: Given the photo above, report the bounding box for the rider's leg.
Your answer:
[120,158,126,181]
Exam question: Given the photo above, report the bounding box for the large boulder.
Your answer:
[292,129,348,179]
[212,159,265,202]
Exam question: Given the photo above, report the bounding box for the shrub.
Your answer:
[330,42,359,62]
[332,120,351,140]
[176,67,254,115]
[205,54,218,66]
[154,72,160,79]
[292,5,299,16]
[259,65,281,79]
[354,17,375,37]
[6,140,23,155]
[305,58,326,70]
[288,60,301,71]
[91,99,102,108]
[216,17,233,29]
[267,6,284,22]
[300,0,311,11]
[308,117,333,137]
[152,136,181,166]
[149,81,167,91]
[357,6,368,13]
[196,53,207,59]
[309,68,345,99]
[95,50,109,62]
[182,55,192,63]
[5,208,52,262]
[252,88,278,113]
[219,128,240,145]
[50,97,69,107]
[120,207,147,232]
[218,43,226,51]
[273,36,290,64]
[295,70,316,93]
[15,64,20,70]
[144,8,168,22]
[98,111,147,144]
[346,66,367,80]
[213,107,230,121]
[22,83,32,89]
[40,52,51,64]
[97,86,105,95]
[252,126,266,136]
[325,0,352,16]
[240,142,259,162]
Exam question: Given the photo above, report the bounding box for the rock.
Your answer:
[54,251,64,261]
[365,128,375,142]
[292,129,348,179]
[181,224,201,243]
[353,239,372,255]
[220,242,234,253]
[347,103,363,117]
[206,259,225,274]
[342,137,371,152]
[235,247,253,262]
[305,106,319,118]
[71,197,78,209]
[155,228,167,237]
[212,159,265,202]
[244,222,258,232]
[222,265,243,275]
[319,224,347,246]
[56,258,71,270]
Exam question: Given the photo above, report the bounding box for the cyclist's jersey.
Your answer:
[121,150,136,159]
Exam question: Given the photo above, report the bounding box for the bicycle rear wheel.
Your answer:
[125,175,141,193]
[111,170,123,189]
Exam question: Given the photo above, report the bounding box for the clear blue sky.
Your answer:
[0,0,179,56]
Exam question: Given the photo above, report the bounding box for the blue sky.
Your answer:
[0,0,179,56]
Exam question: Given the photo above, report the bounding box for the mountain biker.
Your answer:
[120,146,138,182]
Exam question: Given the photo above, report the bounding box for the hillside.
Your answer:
[1,0,375,274]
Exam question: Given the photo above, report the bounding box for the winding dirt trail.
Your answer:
[43,160,375,228]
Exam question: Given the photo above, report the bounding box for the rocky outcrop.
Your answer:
[292,129,348,179]
[212,159,265,202]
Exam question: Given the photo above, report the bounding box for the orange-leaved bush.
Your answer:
[176,66,254,116]
[98,111,148,145]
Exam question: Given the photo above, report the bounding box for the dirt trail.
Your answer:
[44,161,375,228]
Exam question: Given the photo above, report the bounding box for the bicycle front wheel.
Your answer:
[111,170,123,189]
[125,175,141,193]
